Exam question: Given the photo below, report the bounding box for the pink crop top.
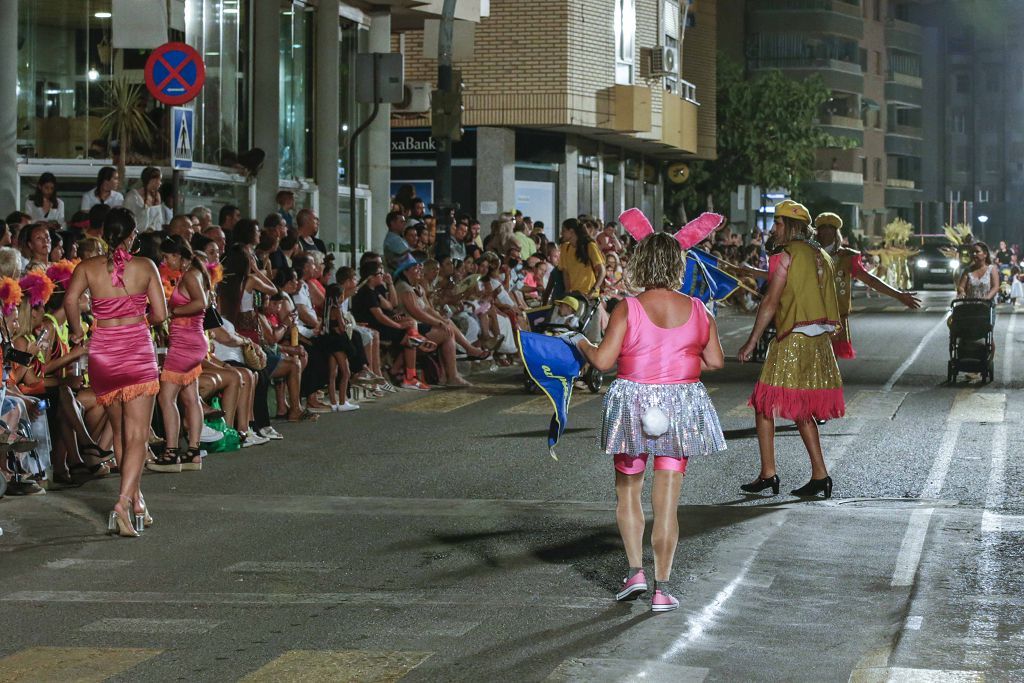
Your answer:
[92,293,148,321]
[616,295,710,384]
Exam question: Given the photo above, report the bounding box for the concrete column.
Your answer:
[612,159,625,217]
[475,127,515,227]
[315,0,340,250]
[0,2,19,211]
[558,136,578,233]
[366,11,392,255]
[252,0,280,220]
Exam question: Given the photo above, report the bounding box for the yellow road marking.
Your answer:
[240,649,432,683]
[950,391,1005,423]
[844,390,908,420]
[727,399,752,418]
[393,391,490,413]
[0,647,162,682]
[503,393,600,415]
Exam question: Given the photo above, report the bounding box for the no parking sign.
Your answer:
[144,42,205,106]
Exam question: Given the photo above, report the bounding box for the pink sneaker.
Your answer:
[651,589,679,612]
[615,570,648,601]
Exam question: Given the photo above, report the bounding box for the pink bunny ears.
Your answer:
[618,208,725,250]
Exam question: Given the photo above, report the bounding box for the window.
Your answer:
[949,189,961,203]
[663,0,681,92]
[615,0,636,84]
[955,73,971,93]
[874,0,881,21]
[280,1,315,179]
[955,146,969,173]
[978,189,990,203]
[874,157,882,182]
[875,51,882,76]
[950,111,965,133]
[861,156,868,178]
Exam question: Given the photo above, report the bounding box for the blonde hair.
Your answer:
[0,247,21,278]
[625,232,684,291]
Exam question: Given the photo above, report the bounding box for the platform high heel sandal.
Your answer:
[740,474,780,495]
[180,447,202,472]
[137,495,154,529]
[108,496,140,538]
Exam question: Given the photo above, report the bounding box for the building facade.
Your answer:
[723,0,924,235]
[3,0,479,260]
[388,0,718,243]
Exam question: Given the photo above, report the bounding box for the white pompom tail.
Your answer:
[641,406,670,437]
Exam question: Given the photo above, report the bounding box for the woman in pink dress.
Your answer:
[65,208,167,537]
[148,235,210,474]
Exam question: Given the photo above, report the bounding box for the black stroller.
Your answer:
[523,292,603,394]
[947,298,995,384]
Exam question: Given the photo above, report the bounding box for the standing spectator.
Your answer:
[80,166,124,211]
[296,208,326,253]
[559,218,606,298]
[449,220,468,261]
[203,225,227,255]
[25,172,65,226]
[995,240,1011,266]
[277,190,297,229]
[382,210,410,270]
[218,204,241,240]
[512,219,537,258]
[123,167,165,233]
[166,215,195,242]
[469,217,484,250]
[597,221,624,254]
[191,206,213,232]
[406,197,428,228]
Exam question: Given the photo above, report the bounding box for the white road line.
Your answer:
[921,417,962,499]
[1002,312,1017,385]
[883,313,951,392]
[984,423,1007,510]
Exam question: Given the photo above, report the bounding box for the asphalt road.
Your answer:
[1,287,1022,682]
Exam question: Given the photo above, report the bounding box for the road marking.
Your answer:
[43,558,133,570]
[239,650,433,683]
[905,615,924,630]
[720,326,749,339]
[223,561,340,574]
[949,391,1005,423]
[727,399,751,418]
[981,511,1024,533]
[849,667,982,682]
[80,618,221,634]
[392,391,491,413]
[1002,312,1017,385]
[502,393,599,415]
[882,313,950,391]
[844,390,907,419]
[545,658,708,682]
[0,647,162,682]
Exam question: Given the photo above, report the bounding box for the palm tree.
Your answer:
[99,76,157,179]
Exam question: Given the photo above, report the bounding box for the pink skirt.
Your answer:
[162,316,208,385]
[90,322,159,405]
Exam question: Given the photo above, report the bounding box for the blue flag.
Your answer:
[517,330,585,459]
[681,248,741,304]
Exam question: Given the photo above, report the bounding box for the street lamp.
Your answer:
[978,215,989,225]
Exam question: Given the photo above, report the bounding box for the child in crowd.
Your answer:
[550,296,581,328]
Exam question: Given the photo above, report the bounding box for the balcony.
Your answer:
[885,19,923,54]
[820,114,864,145]
[749,57,864,93]
[885,79,922,106]
[814,169,864,185]
[888,123,922,138]
[886,179,921,208]
[751,1,864,40]
[603,85,652,133]
[803,171,864,203]
[885,132,923,157]
[661,92,699,155]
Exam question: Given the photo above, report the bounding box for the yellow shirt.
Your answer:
[559,240,604,295]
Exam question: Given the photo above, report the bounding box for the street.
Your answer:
[1,289,1022,682]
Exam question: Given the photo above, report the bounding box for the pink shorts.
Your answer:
[613,453,688,475]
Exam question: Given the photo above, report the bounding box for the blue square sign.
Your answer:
[171,107,194,170]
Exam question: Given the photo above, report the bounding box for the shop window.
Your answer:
[280,1,315,179]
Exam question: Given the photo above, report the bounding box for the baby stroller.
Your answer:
[523,292,603,394]
[947,298,995,384]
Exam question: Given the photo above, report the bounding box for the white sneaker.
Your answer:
[241,432,270,447]
[337,401,360,412]
[258,426,283,440]
[200,424,224,443]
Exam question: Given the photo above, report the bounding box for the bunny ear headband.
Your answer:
[618,208,725,250]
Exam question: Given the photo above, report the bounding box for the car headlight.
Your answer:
[949,259,960,270]
[916,258,929,269]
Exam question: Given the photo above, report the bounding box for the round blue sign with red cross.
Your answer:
[144,42,206,106]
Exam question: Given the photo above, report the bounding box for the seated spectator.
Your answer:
[80,166,124,211]
[25,172,65,227]
[19,223,52,272]
[123,167,165,233]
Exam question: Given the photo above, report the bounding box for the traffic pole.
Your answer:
[432,0,458,260]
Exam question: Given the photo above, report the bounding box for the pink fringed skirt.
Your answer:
[831,315,856,359]
[161,315,208,385]
[90,322,159,406]
[749,332,845,422]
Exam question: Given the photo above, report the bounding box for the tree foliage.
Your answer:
[669,56,858,222]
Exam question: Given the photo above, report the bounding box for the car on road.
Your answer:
[911,238,959,289]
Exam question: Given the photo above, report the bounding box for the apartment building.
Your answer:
[721,0,924,235]
[389,0,718,239]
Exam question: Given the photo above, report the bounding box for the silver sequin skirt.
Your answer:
[600,379,726,459]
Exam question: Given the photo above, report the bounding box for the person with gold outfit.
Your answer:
[737,200,844,498]
[813,212,921,359]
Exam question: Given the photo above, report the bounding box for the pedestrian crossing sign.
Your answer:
[171,107,194,170]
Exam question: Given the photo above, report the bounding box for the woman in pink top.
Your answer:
[576,232,725,613]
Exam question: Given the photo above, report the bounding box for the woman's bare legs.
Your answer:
[179,381,203,449]
[755,411,777,479]
[615,469,646,568]
[272,358,300,415]
[107,394,156,523]
[334,353,350,404]
[795,419,828,479]
[326,355,339,406]
[651,470,684,583]
[157,382,184,451]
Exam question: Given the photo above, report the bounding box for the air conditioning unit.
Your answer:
[650,45,679,77]
[394,82,431,114]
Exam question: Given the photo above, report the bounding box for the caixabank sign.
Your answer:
[390,128,477,159]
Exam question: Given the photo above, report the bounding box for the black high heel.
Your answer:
[740,474,780,495]
[791,476,833,499]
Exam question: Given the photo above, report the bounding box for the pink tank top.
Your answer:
[616,295,710,384]
[92,293,148,321]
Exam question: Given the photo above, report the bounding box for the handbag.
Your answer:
[203,305,224,331]
[241,340,267,370]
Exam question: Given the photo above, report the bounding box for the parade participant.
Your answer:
[65,208,168,537]
[738,200,843,499]
[813,212,921,358]
[149,235,211,474]
[574,231,726,613]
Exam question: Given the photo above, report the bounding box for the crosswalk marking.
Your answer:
[239,649,432,683]
[503,393,599,415]
[392,391,490,413]
[545,657,708,682]
[844,390,907,419]
[0,647,162,682]
[849,668,982,683]
[80,618,220,634]
[981,511,1024,533]
[949,391,1005,423]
